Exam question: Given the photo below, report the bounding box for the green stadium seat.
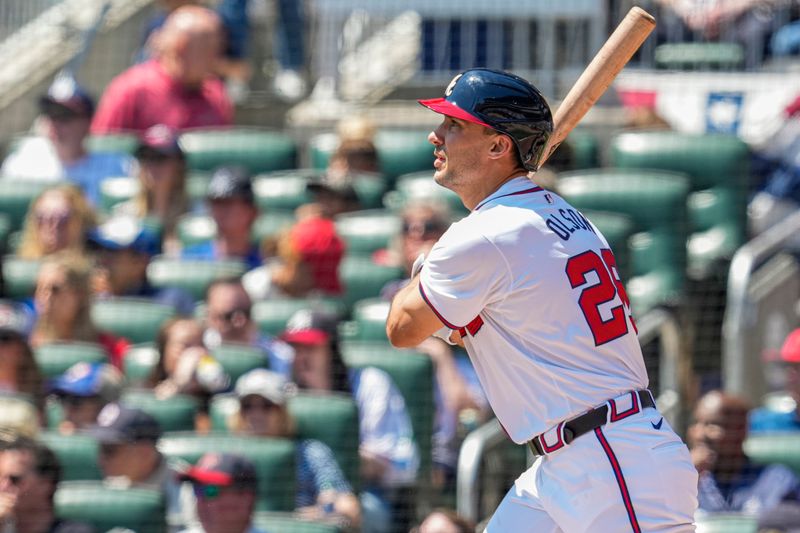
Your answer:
[253,511,343,533]
[566,130,600,170]
[610,131,749,277]
[744,433,800,475]
[695,513,757,533]
[557,169,691,315]
[0,180,52,232]
[158,433,296,512]
[38,431,102,481]
[176,214,217,247]
[146,256,247,300]
[34,342,108,378]
[252,298,344,337]
[340,341,434,482]
[85,133,139,155]
[123,343,159,385]
[99,176,138,213]
[187,171,212,204]
[252,210,297,244]
[338,298,390,342]
[180,129,297,174]
[210,343,268,383]
[55,481,165,533]
[351,173,389,210]
[90,297,176,344]
[253,171,313,212]
[309,130,434,184]
[385,171,468,216]
[209,391,361,489]
[3,256,42,299]
[339,257,404,311]
[120,389,199,432]
[335,209,401,256]
[655,42,745,71]
[0,214,12,254]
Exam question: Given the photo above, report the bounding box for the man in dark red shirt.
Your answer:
[91,5,233,134]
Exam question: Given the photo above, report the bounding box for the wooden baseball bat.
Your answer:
[536,6,656,169]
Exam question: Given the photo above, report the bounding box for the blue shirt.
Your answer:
[697,461,800,514]
[295,439,352,508]
[749,407,800,433]
[181,240,262,270]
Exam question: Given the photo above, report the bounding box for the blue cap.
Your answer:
[88,216,161,256]
[87,404,162,444]
[39,73,94,118]
[50,362,123,402]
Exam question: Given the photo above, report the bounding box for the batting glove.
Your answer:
[411,252,425,278]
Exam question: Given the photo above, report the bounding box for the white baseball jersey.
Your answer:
[420,176,648,443]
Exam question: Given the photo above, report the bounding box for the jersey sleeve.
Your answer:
[419,227,509,328]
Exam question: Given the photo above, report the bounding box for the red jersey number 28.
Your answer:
[565,249,636,346]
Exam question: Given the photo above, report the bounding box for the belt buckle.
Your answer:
[606,391,640,423]
[536,421,567,455]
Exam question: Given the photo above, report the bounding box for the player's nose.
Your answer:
[427,128,443,146]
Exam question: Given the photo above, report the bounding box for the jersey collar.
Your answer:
[474,176,543,211]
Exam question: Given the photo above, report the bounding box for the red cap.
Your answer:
[417,98,492,128]
[780,329,800,363]
[290,217,344,294]
[281,329,329,346]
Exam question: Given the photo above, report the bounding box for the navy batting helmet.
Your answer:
[418,68,553,171]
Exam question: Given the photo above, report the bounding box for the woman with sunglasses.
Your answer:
[115,124,189,254]
[16,184,96,260]
[229,368,361,529]
[30,252,129,367]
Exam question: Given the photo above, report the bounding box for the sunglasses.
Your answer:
[193,483,222,500]
[137,151,172,164]
[35,211,71,228]
[402,220,444,237]
[0,332,20,344]
[59,394,99,407]
[240,399,278,412]
[39,283,68,296]
[99,444,124,457]
[214,308,250,324]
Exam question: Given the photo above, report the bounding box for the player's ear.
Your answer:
[487,133,515,161]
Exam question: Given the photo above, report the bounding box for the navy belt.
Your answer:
[528,390,656,457]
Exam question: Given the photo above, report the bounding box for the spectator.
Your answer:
[0,436,94,533]
[16,184,96,260]
[757,501,800,532]
[89,216,195,315]
[147,317,229,431]
[203,277,293,378]
[182,166,261,270]
[115,124,190,253]
[91,6,232,134]
[49,362,123,435]
[88,404,184,528]
[410,508,474,533]
[282,309,418,533]
[30,253,129,368]
[1,74,133,206]
[304,173,362,219]
[325,138,381,180]
[0,397,40,439]
[0,301,45,413]
[229,369,360,528]
[179,452,266,533]
[688,390,800,514]
[750,328,800,432]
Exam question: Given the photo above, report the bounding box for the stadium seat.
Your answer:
[309,130,434,185]
[210,343,268,383]
[99,176,138,213]
[120,389,199,432]
[252,298,344,337]
[253,171,313,212]
[90,297,177,344]
[338,298,391,342]
[209,391,361,489]
[146,256,247,300]
[251,210,297,244]
[339,256,404,311]
[744,433,800,474]
[566,130,600,170]
[38,431,102,481]
[385,171,468,216]
[340,341,434,482]
[610,131,749,277]
[695,513,757,533]
[55,481,165,533]
[2,256,42,299]
[335,209,401,256]
[187,171,212,204]
[34,342,108,378]
[180,129,297,174]
[253,511,343,533]
[557,169,691,315]
[0,214,11,255]
[176,214,217,247]
[0,180,52,232]
[655,42,745,71]
[123,343,159,385]
[85,133,139,155]
[158,433,296,512]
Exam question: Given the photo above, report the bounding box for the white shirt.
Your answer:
[420,177,648,443]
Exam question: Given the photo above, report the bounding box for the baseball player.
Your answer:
[386,68,698,532]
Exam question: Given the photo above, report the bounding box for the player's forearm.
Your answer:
[386,277,433,347]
